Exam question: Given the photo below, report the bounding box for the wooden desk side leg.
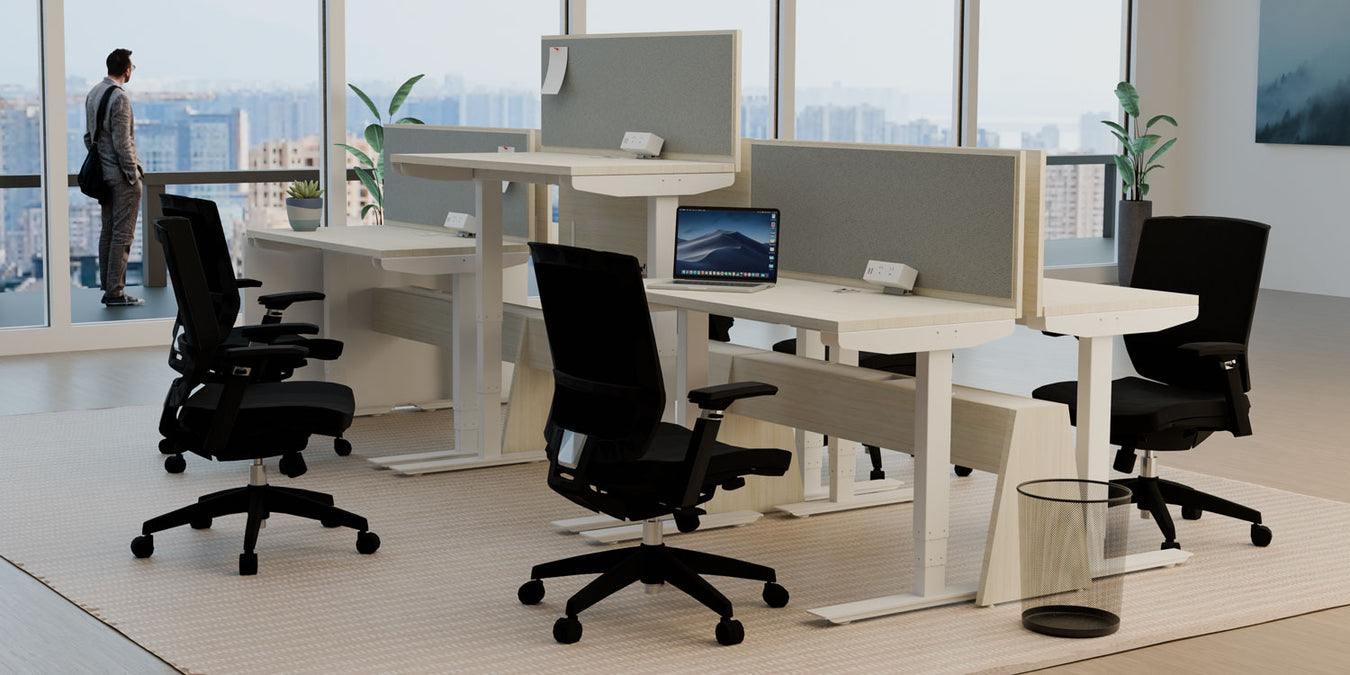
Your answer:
[452,271,481,455]
[476,179,505,461]
[914,349,953,597]
[676,309,709,428]
[1077,336,1113,482]
[795,329,827,499]
[826,346,860,502]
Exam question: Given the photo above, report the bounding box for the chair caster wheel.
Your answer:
[1182,506,1203,520]
[239,552,258,576]
[715,617,744,646]
[356,531,381,554]
[869,470,887,481]
[518,579,545,605]
[553,616,582,644]
[1251,524,1272,547]
[674,513,700,533]
[130,535,154,558]
[190,516,212,530]
[334,438,352,457]
[762,582,789,608]
[278,453,307,478]
[164,454,186,474]
[1161,540,1181,550]
[158,438,177,455]
[954,465,973,477]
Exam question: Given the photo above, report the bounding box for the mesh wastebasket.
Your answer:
[1017,479,1132,638]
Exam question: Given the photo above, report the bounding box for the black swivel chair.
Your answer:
[132,217,380,575]
[518,243,793,646]
[1033,216,1272,550]
[156,193,349,473]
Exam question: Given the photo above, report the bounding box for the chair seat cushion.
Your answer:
[1032,376,1230,438]
[590,422,791,489]
[180,381,354,459]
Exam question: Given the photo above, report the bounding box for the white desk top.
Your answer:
[1035,278,1197,318]
[246,225,529,259]
[390,151,735,177]
[645,277,1014,334]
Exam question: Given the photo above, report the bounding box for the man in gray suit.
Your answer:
[85,48,145,306]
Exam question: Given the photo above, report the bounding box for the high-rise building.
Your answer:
[1043,162,1106,239]
[1079,111,1114,154]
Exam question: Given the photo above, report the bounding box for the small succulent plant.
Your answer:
[286,179,325,200]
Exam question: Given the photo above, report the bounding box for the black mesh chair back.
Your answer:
[1126,216,1270,392]
[156,216,225,385]
[160,193,241,329]
[529,242,665,459]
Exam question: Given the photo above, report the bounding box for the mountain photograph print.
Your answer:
[1256,0,1350,146]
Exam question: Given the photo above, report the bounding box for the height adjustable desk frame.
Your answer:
[647,276,1016,622]
[387,151,734,474]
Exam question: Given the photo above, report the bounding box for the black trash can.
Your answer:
[1017,478,1132,638]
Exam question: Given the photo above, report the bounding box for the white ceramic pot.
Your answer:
[285,197,323,232]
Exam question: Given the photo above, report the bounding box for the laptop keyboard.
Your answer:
[674,279,756,287]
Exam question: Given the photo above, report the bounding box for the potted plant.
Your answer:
[284,180,325,232]
[1102,81,1178,286]
[337,74,426,225]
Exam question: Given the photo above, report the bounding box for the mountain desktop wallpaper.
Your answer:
[1256,0,1350,146]
[675,210,775,276]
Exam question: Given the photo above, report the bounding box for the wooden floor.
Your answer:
[0,289,1346,672]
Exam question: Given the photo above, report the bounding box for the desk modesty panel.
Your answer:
[540,31,740,165]
[751,140,1022,306]
[382,125,537,238]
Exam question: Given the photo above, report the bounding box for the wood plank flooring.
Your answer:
[0,289,1346,672]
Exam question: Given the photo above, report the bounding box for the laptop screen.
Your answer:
[673,206,780,283]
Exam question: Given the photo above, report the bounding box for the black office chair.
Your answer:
[767,340,970,480]
[1033,216,1272,550]
[132,217,380,575]
[518,243,792,646]
[156,193,349,473]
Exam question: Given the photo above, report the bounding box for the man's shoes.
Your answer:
[102,294,145,307]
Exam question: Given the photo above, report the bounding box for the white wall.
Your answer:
[1136,0,1350,298]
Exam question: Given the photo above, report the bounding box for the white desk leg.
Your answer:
[475,178,505,461]
[827,347,860,503]
[808,348,975,623]
[676,309,709,428]
[648,195,681,422]
[451,271,480,455]
[1076,336,1113,482]
[795,329,827,499]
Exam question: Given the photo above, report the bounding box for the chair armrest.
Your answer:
[1177,341,1246,359]
[222,344,309,367]
[238,322,319,343]
[235,277,263,289]
[205,344,309,452]
[257,290,326,310]
[687,381,777,411]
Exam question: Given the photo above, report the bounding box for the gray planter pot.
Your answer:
[285,197,323,232]
[1116,200,1152,287]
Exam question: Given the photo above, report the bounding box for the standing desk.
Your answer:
[386,151,736,472]
[244,225,534,470]
[646,275,1017,622]
[1023,278,1200,571]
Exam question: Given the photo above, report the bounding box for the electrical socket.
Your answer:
[620,131,664,158]
[863,259,918,293]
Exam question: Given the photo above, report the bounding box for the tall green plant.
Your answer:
[337,74,426,224]
[1102,81,1178,201]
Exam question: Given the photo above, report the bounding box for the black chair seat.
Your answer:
[590,422,791,489]
[183,381,354,456]
[1032,376,1229,438]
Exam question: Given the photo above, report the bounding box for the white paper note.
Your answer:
[542,46,567,95]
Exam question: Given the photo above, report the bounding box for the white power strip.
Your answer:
[863,259,918,294]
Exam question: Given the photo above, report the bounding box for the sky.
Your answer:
[0,0,1125,130]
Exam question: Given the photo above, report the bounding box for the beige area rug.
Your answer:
[2,405,1349,674]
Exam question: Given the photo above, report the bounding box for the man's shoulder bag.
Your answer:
[78,86,118,203]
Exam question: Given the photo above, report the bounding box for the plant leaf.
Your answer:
[354,166,384,207]
[361,203,378,220]
[1114,81,1140,119]
[1146,114,1178,129]
[1113,155,1135,187]
[388,74,425,118]
[335,143,374,168]
[349,84,381,122]
[364,123,384,156]
[1106,129,1130,147]
[1147,137,1177,165]
[1141,183,1150,197]
[393,117,426,125]
[1130,134,1160,156]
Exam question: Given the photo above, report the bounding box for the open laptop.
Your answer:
[647,205,780,293]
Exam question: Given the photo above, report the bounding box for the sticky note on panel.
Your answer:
[542,46,567,95]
